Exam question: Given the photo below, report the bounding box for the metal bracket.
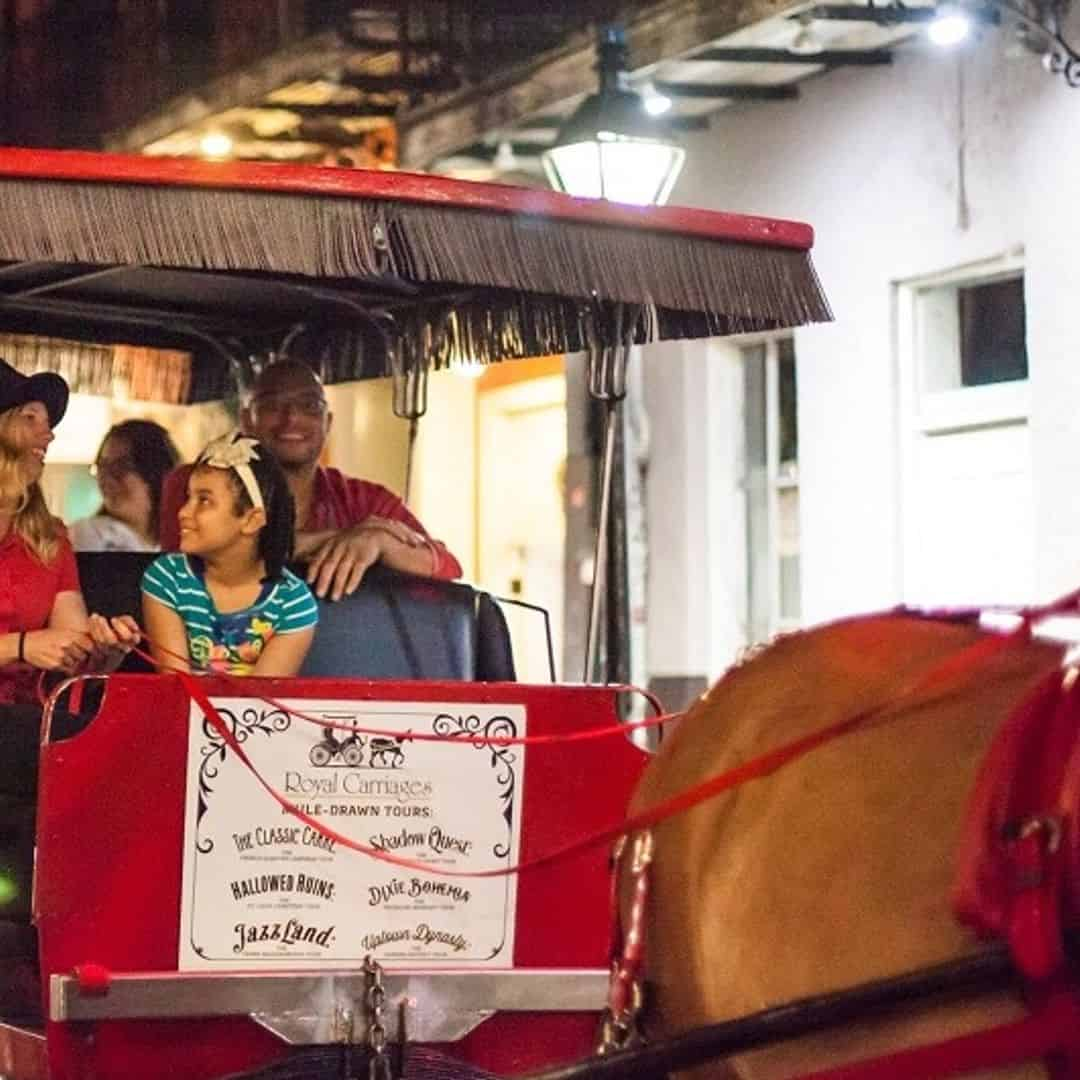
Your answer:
[51,969,608,1046]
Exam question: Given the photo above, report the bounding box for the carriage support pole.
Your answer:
[392,356,429,505]
[584,343,629,683]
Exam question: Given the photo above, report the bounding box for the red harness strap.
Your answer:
[598,832,654,1055]
[953,671,1080,983]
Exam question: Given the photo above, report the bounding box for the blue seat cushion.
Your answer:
[74,553,514,682]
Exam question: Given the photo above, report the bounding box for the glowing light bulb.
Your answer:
[928,6,972,46]
[200,132,234,158]
[642,85,673,116]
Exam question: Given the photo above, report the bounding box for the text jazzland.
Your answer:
[233,919,335,953]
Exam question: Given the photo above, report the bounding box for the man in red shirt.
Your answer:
[159,361,461,601]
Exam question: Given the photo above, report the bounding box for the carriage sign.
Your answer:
[179,697,525,970]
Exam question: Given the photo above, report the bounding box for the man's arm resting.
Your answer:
[303,524,450,600]
[294,529,337,561]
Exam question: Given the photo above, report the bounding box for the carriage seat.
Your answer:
[75,552,516,682]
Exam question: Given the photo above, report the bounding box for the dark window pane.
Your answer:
[959,277,1027,386]
[778,337,798,465]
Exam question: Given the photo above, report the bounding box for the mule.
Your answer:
[625,612,1068,1079]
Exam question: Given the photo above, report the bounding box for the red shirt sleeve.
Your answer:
[159,465,192,551]
[347,479,463,580]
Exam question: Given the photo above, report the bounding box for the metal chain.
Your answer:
[364,955,393,1080]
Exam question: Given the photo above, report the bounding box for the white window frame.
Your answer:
[740,334,800,643]
[896,250,1029,437]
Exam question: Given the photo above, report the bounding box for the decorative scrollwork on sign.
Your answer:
[196,706,291,853]
[432,713,519,857]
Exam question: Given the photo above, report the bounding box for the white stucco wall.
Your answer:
[655,20,1080,637]
[643,337,748,681]
[643,340,712,677]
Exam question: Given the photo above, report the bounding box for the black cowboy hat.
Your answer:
[0,358,68,427]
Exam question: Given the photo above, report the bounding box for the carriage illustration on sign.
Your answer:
[308,724,408,769]
[308,722,364,767]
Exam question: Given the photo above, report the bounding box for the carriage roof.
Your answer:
[0,148,830,401]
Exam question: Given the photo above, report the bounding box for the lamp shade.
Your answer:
[543,131,686,205]
[541,29,686,206]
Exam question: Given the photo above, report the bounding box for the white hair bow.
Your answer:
[197,432,264,511]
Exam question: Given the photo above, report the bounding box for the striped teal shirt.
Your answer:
[141,554,319,675]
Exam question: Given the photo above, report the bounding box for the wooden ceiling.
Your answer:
[1,1,927,181]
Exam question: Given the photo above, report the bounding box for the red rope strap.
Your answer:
[176,622,1029,879]
[124,640,672,747]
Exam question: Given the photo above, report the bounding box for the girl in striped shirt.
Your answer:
[138,432,318,676]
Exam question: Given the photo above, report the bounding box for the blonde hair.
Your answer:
[0,405,64,563]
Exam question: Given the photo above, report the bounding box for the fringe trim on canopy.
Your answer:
[0,177,831,326]
[0,333,191,403]
[0,176,831,398]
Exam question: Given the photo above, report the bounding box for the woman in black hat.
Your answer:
[0,360,136,943]
[0,357,138,686]
[0,358,105,704]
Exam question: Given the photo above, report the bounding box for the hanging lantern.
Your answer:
[542,25,686,206]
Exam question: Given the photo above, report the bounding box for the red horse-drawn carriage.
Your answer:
[6,148,1075,1080]
[0,147,830,1080]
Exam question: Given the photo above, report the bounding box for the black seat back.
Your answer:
[76,551,158,672]
[74,553,515,682]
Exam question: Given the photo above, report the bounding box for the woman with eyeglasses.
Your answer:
[71,419,180,552]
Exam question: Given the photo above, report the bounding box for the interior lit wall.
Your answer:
[325,372,478,582]
[323,379,407,495]
[411,369,478,583]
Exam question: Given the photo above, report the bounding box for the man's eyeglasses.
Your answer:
[91,457,136,479]
[251,393,328,418]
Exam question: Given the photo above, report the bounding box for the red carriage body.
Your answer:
[32,676,646,1079]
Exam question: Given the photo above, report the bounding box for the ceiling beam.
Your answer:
[255,102,400,118]
[688,45,893,64]
[804,3,935,20]
[510,111,712,132]
[339,71,462,94]
[451,140,553,161]
[105,30,354,152]
[654,80,800,100]
[397,0,800,168]
[237,129,382,149]
[344,35,468,62]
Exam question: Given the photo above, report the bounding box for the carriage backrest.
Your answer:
[75,552,516,682]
